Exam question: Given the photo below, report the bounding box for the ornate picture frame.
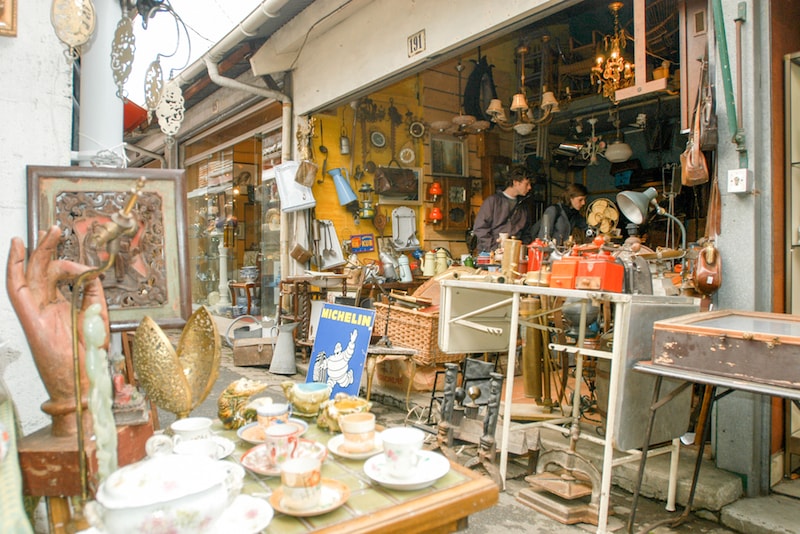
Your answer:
[430,136,466,177]
[0,0,17,37]
[27,166,191,332]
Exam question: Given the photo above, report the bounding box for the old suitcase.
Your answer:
[652,310,800,388]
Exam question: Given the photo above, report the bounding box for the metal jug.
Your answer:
[269,322,299,375]
[422,251,436,277]
[434,249,450,275]
[398,255,413,282]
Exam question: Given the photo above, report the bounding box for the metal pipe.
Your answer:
[203,57,294,283]
[174,0,291,86]
[712,0,748,166]
[124,143,167,168]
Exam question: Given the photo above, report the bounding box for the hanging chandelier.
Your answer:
[578,117,605,165]
[485,42,559,136]
[430,60,491,137]
[591,2,634,102]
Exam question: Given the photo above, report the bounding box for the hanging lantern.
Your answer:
[429,207,443,224]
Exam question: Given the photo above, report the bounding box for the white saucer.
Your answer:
[241,439,328,477]
[211,436,236,459]
[212,494,273,534]
[363,450,450,491]
[327,432,383,460]
[270,478,349,517]
[236,418,308,445]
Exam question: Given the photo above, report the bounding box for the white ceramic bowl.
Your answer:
[86,454,244,534]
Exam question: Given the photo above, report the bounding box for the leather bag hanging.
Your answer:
[680,74,709,187]
[694,241,722,296]
[375,162,417,197]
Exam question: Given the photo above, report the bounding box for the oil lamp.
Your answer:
[358,182,376,219]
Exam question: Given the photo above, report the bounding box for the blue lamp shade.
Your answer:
[329,168,358,206]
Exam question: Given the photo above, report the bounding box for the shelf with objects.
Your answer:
[186,149,264,317]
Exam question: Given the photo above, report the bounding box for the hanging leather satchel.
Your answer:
[375,166,417,196]
[680,87,709,187]
[694,241,722,296]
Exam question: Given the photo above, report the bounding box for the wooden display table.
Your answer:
[218,421,498,533]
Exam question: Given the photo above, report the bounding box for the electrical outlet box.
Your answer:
[727,168,751,193]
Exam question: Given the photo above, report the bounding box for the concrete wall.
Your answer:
[0,4,74,432]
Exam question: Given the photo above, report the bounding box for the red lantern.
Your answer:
[429,207,443,223]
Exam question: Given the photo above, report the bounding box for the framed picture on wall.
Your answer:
[27,166,191,332]
[0,0,17,37]
[431,136,466,177]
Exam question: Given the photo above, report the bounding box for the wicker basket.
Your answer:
[373,302,465,366]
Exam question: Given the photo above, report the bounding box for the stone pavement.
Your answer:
[157,332,791,534]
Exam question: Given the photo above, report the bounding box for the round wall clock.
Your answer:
[370,130,386,148]
[399,147,415,165]
[409,121,425,138]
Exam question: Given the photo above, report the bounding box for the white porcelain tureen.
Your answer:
[85,453,244,534]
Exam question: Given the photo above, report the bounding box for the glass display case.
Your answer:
[187,155,264,316]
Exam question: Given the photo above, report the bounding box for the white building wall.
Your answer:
[0,4,73,433]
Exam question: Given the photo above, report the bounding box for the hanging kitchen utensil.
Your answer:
[340,110,350,155]
[317,119,329,184]
[386,98,404,165]
[373,207,387,238]
[319,219,346,270]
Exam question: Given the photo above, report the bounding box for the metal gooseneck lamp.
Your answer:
[616,186,686,273]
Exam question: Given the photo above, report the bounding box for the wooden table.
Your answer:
[218,421,498,533]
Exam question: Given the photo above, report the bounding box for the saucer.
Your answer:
[270,478,349,517]
[241,439,328,477]
[327,432,383,460]
[211,494,273,534]
[212,436,236,459]
[363,450,450,491]
[237,418,308,445]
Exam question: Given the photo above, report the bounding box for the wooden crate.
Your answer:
[373,302,464,366]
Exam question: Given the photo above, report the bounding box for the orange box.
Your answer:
[575,255,624,292]
[549,257,579,289]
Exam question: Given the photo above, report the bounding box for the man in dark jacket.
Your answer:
[472,165,532,252]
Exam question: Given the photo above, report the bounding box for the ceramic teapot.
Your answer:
[85,454,244,534]
[281,381,332,417]
[316,392,371,432]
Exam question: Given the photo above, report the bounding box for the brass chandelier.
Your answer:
[591,2,635,102]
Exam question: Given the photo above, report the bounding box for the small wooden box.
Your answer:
[652,310,800,388]
[232,337,276,366]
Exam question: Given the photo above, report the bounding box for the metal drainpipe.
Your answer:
[124,143,167,168]
[203,58,294,297]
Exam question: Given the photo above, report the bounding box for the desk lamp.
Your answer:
[616,186,686,270]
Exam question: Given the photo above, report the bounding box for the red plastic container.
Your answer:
[575,253,624,292]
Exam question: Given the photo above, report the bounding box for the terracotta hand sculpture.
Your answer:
[6,225,110,437]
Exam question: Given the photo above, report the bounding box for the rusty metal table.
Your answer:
[629,361,800,533]
[217,421,498,533]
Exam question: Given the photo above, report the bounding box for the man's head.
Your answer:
[505,165,532,197]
